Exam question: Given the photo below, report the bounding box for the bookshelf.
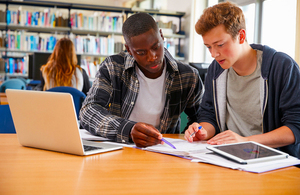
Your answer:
[0,0,186,79]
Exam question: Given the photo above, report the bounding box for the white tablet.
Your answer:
[206,141,289,164]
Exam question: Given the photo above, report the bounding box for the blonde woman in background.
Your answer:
[40,37,90,95]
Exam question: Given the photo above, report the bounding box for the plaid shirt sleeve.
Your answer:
[79,53,136,143]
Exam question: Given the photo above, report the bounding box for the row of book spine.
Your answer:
[4,30,120,55]
[5,57,28,75]
[4,8,124,32]
[6,8,67,27]
[5,30,57,52]
[70,12,123,32]
[70,33,114,55]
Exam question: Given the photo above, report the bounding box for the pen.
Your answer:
[161,138,177,149]
[190,125,202,138]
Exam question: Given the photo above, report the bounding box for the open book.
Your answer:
[143,138,300,173]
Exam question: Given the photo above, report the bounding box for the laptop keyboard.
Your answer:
[83,145,103,152]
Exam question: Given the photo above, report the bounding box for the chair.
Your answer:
[26,80,41,90]
[0,79,26,92]
[0,105,16,133]
[46,86,86,119]
[16,77,29,85]
[180,112,188,133]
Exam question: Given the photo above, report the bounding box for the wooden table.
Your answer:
[0,134,299,195]
[0,92,8,105]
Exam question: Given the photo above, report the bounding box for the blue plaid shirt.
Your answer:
[80,49,203,143]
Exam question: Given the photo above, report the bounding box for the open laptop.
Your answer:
[6,89,122,156]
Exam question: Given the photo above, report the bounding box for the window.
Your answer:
[241,3,255,44]
[261,0,297,58]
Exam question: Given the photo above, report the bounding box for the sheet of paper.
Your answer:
[79,129,109,141]
[143,138,210,157]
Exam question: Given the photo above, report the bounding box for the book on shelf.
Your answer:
[0,10,6,23]
[71,11,123,32]
[6,7,67,28]
[0,31,4,47]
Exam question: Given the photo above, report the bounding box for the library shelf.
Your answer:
[7,24,70,33]
[0,0,187,79]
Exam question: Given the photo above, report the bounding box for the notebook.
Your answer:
[6,89,122,156]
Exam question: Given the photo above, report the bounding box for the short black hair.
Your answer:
[122,12,158,44]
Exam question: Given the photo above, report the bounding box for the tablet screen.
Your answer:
[212,142,282,160]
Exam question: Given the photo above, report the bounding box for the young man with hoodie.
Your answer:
[185,1,300,158]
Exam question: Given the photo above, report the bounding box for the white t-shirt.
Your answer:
[129,64,167,128]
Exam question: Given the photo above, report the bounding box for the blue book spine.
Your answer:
[30,35,34,50]
[49,36,54,51]
[41,12,44,26]
[5,60,8,72]
[25,36,28,50]
[35,12,39,26]
[7,10,11,24]
[9,58,14,74]
[75,13,78,28]
[22,59,25,74]
[32,12,36,26]
[45,37,48,51]
[52,13,55,27]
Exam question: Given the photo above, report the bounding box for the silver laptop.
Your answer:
[6,89,122,156]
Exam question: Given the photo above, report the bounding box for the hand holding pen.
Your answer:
[190,125,202,138]
[184,123,207,142]
[131,122,163,148]
[131,122,177,149]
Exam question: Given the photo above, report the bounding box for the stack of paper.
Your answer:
[144,138,300,173]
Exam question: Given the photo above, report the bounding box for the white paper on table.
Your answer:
[143,138,210,157]
[79,129,109,141]
[143,138,300,173]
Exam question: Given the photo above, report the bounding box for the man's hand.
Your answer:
[207,130,248,145]
[131,122,162,148]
